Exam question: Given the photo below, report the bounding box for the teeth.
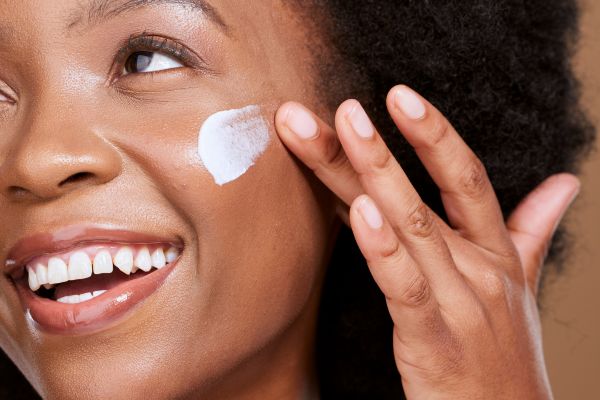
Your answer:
[68,251,92,281]
[25,244,180,293]
[35,263,48,285]
[57,295,78,304]
[57,290,107,304]
[134,247,152,272]
[47,257,69,284]
[166,247,179,263]
[27,266,40,291]
[79,292,93,302]
[114,247,133,275]
[93,250,113,275]
[151,248,166,269]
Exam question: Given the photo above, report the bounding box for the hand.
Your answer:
[274,85,580,399]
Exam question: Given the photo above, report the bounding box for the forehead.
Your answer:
[0,0,299,28]
[0,0,229,35]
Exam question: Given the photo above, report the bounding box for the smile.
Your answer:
[5,227,183,335]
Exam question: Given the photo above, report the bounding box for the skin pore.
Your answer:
[0,1,338,399]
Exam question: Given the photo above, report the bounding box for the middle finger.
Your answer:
[334,99,468,298]
[385,85,514,257]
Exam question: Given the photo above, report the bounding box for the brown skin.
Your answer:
[276,93,580,399]
[0,1,579,399]
[0,1,336,399]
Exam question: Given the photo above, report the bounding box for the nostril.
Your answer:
[58,172,95,187]
[7,186,29,198]
[5,172,98,200]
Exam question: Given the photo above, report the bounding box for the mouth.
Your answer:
[6,227,183,335]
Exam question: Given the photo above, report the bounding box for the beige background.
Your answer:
[542,0,600,398]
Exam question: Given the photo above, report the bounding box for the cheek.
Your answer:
[59,102,336,392]
[147,104,333,379]
[108,100,334,313]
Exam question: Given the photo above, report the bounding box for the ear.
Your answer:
[506,173,580,293]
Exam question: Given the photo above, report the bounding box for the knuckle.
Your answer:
[457,157,489,199]
[368,145,396,175]
[399,273,431,307]
[480,268,510,301]
[317,138,347,174]
[378,237,403,261]
[405,202,436,238]
[426,118,451,148]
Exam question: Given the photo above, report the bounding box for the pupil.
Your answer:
[126,52,153,73]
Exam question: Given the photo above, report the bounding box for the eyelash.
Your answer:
[113,33,205,76]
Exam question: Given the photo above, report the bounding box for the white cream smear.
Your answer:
[197,105,270,186]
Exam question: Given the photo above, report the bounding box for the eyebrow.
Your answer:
[67,0,228,32]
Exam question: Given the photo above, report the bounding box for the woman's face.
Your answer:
[0,1,338,398]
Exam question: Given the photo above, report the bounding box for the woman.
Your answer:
[0,0,594,399]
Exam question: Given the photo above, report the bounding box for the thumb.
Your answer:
[506,173,581,293]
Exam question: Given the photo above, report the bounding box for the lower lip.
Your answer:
[15,259,180,335]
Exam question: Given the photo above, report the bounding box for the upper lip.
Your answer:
[4,224,183,278]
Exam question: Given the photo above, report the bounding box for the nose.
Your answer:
[0,105,122,202]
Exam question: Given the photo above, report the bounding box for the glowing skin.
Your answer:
[198,105,270,186]
[0,1,334,399]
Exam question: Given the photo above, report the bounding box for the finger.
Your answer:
[275,102,364,213]
[335,99,470,302]
[506,173,580,292]
[349,194,448,347]
[385,85,513,256]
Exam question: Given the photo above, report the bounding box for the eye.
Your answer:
[123,51,184,75]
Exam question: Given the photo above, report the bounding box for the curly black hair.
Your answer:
[309,0,596,398]
[0,1,595,399]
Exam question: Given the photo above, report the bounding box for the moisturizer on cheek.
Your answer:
[197,105,270,186]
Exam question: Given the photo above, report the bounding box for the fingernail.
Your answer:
[358,196,383,230]
[394,86,426,120]
[285,106,319,140]
[348,101,375,139]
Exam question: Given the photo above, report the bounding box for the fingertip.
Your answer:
[338,99,361,116]
[276,101,320,141]
[387,84,427,121]
[547,172,581,197]
[274,101,295,128]
[533,173,581,215]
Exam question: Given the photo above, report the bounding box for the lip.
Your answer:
[5,225,184,335]
[15,258,179,335]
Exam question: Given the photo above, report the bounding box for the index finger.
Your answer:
[275,102,364,210]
